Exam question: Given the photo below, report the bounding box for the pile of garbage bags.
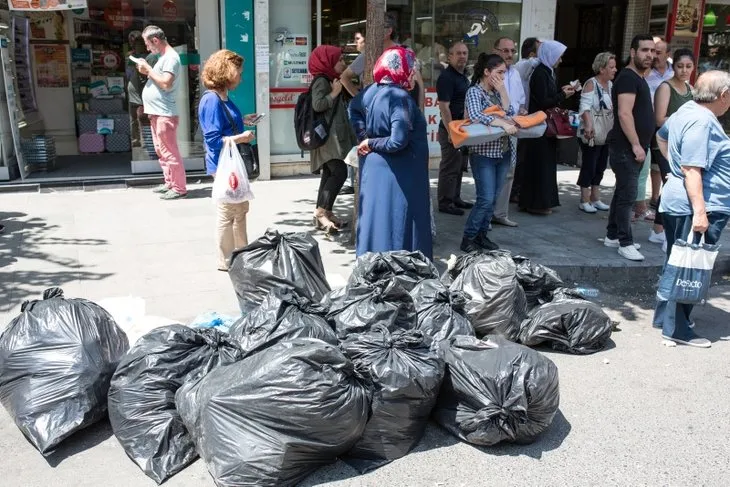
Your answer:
[0,231,616,485]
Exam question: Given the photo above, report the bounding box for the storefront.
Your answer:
[267,0,552,170]
[0,0,559,182]
[0,0,223,181]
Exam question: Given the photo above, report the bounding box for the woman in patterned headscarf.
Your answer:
[348,47,433,259]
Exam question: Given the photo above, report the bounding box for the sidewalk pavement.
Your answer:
[2,164,729,326]
[2,165,730,486]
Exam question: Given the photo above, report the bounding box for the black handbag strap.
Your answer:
[209,90,242,136]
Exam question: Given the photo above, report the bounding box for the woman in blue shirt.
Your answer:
[462,53,517,253]
[198,49,258,271]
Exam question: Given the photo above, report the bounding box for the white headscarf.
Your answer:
[538,40,567,73]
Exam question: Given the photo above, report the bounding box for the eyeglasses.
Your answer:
[496,48,517,54]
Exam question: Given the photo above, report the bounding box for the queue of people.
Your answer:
[194,23,730,349]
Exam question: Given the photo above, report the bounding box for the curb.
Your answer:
[0,173,212,193]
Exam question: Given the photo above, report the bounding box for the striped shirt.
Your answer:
[465,84,515,158]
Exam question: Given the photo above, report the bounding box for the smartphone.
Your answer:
[128,55,144,65]
[249,113,266,125]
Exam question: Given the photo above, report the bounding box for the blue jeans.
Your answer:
[463,151,510,239]
[653,212,729,339]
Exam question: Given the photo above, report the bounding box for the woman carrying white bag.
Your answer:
[652,70,730,348]
[199,50,259,271]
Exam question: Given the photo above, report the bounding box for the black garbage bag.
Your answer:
[175,338,369,487]
[349,250,440,292]
[518,293,613,355]
[108,326,242,484]
[512,255,564,309]
[228,288,337,356]
[433,335,560,446]
[0,288,129,455]
[324,279,417,340]
[410,279,475,345]
[447,251,528,341]
[228,229,331,313]
[341,326,444,473]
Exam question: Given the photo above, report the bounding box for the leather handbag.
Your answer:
[213,91,260,180]
[545,107,576,138]
[580,80,613,146]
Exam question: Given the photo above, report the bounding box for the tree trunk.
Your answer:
[351,0,386,245]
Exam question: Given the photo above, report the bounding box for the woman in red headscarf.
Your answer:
[307,45,356,234]
[348,47,433,259]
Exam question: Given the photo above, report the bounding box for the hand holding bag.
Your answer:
[212,139,255,204]
[657,229,720,304]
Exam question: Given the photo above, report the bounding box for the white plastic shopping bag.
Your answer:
[212,139,255,204]
[657,229,720,304]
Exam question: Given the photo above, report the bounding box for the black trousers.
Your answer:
[606,145,643,246]
[577,141,609,188]
[437,124,465,209]
[510,139,528,200]
[316,159,348,211]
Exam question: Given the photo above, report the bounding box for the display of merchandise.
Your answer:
[12,16,36,115]
[105,133,131,153]
[78,133,105,154]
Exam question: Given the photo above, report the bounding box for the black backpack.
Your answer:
[294,75,340,152]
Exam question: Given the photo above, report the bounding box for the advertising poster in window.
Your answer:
[271,32,310,88]
[33,44,69,88]
[9,0,88,11]
[671,0,703,38]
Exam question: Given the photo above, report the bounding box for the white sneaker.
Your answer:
[618,245,645,261]
[604,237,641,250]
[579,202,597,213]
[648,229,666,245]
[591,200,610,211]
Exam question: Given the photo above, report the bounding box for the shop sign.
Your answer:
[161,0,178,21]
[671,0,702,38]
[9,0,88,11]
[424,88,441,156]
[104,0,133,31]
[463,10,500,45]
[71,47,92,64]
[101,51,121,69]
[271,31,310,88]
[269,88,306,109]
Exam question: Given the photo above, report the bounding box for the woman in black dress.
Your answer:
[519,40,576,215]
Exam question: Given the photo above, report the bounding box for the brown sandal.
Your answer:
[313,210,339,234]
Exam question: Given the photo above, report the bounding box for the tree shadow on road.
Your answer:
[0,212,113,316]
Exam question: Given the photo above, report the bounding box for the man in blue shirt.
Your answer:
[654,70,730,348]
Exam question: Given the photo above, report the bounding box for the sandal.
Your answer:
[326,211,349,230]
[313,210,339,235]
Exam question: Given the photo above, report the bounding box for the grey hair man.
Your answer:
[653,70,730,348]
[138,25,187,199]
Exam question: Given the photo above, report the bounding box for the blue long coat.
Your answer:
[348,84,433,259]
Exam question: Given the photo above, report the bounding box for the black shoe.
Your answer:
[339,185,355,195]
[475,231,499,251]
[460,236,481,253]
[439,205,465,216]
[454,199,474,209]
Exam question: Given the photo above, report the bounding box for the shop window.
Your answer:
[393,0,523,88]
[700,3,730,132]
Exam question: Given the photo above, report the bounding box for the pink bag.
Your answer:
[79,133,105,153]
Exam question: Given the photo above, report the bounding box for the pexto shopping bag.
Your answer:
[657,229,720,304]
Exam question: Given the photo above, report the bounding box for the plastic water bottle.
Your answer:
[574,287,600,298]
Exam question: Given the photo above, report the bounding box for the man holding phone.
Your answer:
[137,25,187,200]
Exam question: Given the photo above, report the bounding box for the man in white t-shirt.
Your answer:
[137,25,186,199]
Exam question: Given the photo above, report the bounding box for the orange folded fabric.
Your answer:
[512,111,547,129]
[447,120,471,148]
[482,106,507,117]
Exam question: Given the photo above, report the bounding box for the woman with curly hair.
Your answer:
[198,49,259,271]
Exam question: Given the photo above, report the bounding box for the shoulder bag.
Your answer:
[580,79,613,146]
[212,92,260,180]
